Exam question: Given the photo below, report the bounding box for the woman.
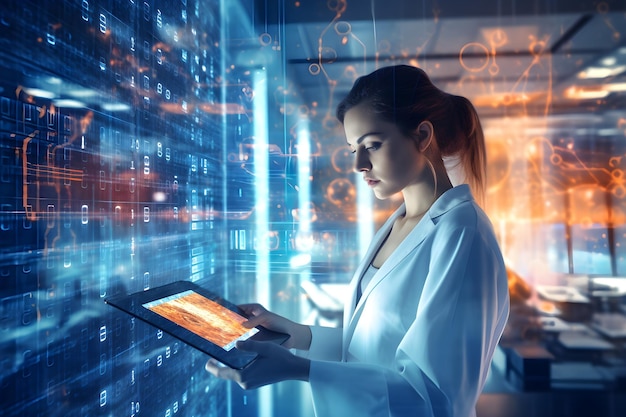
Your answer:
[206,65,510,417]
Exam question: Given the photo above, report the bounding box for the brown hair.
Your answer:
[336,65,486,203]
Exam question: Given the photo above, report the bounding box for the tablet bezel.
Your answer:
[104,281,289,369]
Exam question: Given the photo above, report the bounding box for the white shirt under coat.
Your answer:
[303,184,510,417]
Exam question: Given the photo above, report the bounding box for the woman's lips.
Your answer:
[365,178,379,187]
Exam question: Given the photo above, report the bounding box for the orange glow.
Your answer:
[197,102,247,115]
[472,91,545,108]
[565,85,610,99]
[507,267,533,304]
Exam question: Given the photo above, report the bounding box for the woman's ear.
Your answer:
[416,120,434,152]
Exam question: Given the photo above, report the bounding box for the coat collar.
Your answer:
[342,185,475,357]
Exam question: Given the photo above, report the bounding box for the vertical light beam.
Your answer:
[297,119,311,235]
[253,68,270,308]
[356,176,373,260]
[252,68,272,417]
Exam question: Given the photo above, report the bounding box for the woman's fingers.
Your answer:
[237,305,306,350]
[205,342,271,390]
[205,359,237,381]
[238,303,266,317]
[205,341,307,390]
[204,359,218,375]
[241,314,270,329]
[238,304,269,328]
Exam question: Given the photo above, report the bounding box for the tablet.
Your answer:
[104,281,289,369]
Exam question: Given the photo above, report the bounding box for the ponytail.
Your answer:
[447,95,487,205]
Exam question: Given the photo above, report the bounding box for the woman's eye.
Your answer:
[348,143,380,154]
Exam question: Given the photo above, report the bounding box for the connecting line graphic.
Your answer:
[21,130,84,223]
[21,129,40,223]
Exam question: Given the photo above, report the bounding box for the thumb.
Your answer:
[242,316,264,329]
[236,338,259,352]
[236,339,271,355]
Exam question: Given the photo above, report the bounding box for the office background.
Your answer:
[1,1,625,416]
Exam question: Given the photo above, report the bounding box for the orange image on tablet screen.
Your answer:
[143,290,259,351]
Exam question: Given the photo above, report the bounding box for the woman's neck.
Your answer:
[402,169,453,218]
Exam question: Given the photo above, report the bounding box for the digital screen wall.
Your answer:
[4,0,625,416]
[0,1,243,416]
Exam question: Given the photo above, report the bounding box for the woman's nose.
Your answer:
[353,149,371,173]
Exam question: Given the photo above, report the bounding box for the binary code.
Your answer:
[0,1,241,416]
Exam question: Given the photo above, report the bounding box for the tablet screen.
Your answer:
[143,289,259,351]
[104,281,289,369]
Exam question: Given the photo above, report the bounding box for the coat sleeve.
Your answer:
[302,326,343,361]
[308,214,510,417]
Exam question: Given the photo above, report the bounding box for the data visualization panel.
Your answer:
[0,1,238,416]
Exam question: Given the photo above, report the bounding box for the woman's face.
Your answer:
[343,102,425,200]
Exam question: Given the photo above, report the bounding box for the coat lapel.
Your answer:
[340,185,474,360]
[342,204,433,359]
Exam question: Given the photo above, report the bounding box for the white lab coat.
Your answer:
[304,185,510,417]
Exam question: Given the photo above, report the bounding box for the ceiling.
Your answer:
[249,0,626,122]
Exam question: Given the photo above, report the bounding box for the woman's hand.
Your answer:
[239,304,312,350]
[205,339,310,389]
